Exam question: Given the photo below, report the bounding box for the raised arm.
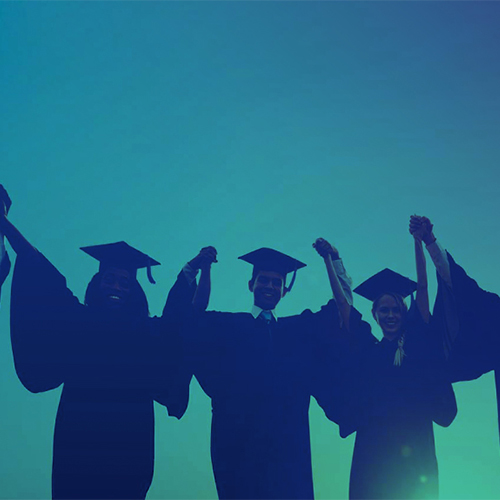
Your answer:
[189,246,217,312]
[1,189,83,392]
[0,185,37,259]
[417,216,453,289]
[154,248,216,417]
[313,238,352,330]
[409,215,430,323]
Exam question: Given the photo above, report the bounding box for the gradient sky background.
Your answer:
[1,1,500,499]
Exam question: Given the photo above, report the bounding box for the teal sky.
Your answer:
[1,2,500,499]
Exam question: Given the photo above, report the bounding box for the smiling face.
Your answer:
[98,267,132,310]
[249,270,286,310]
[372,294,405,340]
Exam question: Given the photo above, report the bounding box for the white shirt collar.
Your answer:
[251,304,278,321]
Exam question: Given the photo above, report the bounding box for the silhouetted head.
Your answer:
[248,270,287,310]
[239,248,306,311]
[80,241,158,318]
[85,268,149,318]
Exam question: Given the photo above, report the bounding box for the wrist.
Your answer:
[423,233,437,246]
[188,257,200,270]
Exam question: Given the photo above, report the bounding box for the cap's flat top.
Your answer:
[80,241,160,270]
[354,268,417,301]
[238,247,306,274]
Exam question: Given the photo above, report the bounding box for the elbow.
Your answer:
[14,365,62,394]
[433,397,458,428]
[434,412,456,428]
[19,377,60,394]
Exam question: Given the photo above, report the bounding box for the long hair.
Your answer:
[84,272,150,319]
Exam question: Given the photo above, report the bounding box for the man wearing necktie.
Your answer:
[176,242,352,500]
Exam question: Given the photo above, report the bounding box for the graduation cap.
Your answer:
[238,248,306,292]
[80,241,160,284]
[353,268,417,301]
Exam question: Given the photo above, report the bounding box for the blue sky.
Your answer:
[1,2,500,498]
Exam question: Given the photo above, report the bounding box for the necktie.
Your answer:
[259,310,273,324]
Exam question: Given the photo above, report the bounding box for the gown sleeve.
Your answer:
[410,302,458,428]
[434,252,500,381]
[10,250,83,393]
[186,310,245,399]
[153,271,197,418]
[334,307,377,438]
[300,300,376,429]
[433,252,500,439]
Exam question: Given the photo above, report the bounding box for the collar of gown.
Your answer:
[379,334,402,348]
[251,304,278,322]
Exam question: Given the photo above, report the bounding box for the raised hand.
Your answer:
[313,238,340,260]
[409,215,425,241]
[189,246,218,271]
[409,215,435,245]
[0,185,12,219]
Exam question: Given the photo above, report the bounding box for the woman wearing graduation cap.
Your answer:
[0,195,193,500]
[316,227,457,499]
[179,244,352,500]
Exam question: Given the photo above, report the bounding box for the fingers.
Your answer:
[409,214,424,237]
[313,238,336,258]
[421,216,433,228]
[201,246,217,253]
[314,237,331,247]
[199,246,218,264]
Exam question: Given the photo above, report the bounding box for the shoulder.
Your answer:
[406,299,429,330]
[279,299,339,322]
[350,308,377,345]
[198,310,253,327]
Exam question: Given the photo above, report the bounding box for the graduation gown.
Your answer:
[340,304,457,500]
[183,281,344,500]
[433,252,500,437]
[10,252,192,500]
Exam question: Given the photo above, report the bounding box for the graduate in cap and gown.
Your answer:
[410,215,500,443]
[320,229,457,500]
[0,198,193,500]
[177,241,353,500]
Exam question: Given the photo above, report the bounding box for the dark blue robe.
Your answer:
[10,252,192,500]
[181,275,345,500]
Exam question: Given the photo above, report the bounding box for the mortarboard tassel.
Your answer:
[147,262,156,285]
[285,268,298,293]
[394,332,406,367]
